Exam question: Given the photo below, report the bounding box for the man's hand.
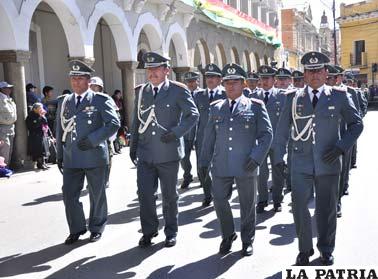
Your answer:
[198,166,208,181]
[57,159,63,174]
[130,151,137,166]
[322,147,343,164]
[244,158,258,172]
[77,137,93,151]
[160,132,177,143]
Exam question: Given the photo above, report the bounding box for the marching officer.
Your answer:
[292,70,305,88]
[199,63,272,256]
[56,60,120,244]
[275,68,293,90]
[129,52,199,248]
[272,51,363,266]
[180,71,202,189]
[252,65,287,213]
[246,72,260,94]
[194,63,226,207]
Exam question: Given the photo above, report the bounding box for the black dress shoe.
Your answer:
[64,229,87,245]
[181,178,192,189]
[320,253,334,266]
[241,243,253,256]
[89,232,102,242]
[202,197,213,207]
[295,248,314,266]
[337,202,342,218]
[343,189,349,196]
[256,201,268,214]
[274,203,282,212]
[219,233,237,255]
[138,232,158,248]
[164,236,176,248]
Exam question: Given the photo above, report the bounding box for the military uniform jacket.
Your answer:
[56,90,120,168]
[0,93,17,138]
[194,87,226,148]
[130,80,199,164]
[184,87,202,142]
[272,85,363,176]
[200,95,273,177]
[251,88,286,133]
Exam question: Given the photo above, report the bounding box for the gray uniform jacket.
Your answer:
[56,90,120,168]
[272,85,363,176]
[251,88,286,133]
[130,80,199,164]
[194,87,226,149]
[200,95,273,177]
[184,87,202,142]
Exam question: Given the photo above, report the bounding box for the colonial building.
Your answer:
[337,0,378,86]
[319,11,337,65]
[0,0,279,169]
[280,4,319,70]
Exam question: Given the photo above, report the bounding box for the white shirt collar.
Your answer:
[307,84,324,101]
[74,90,88,104]
[208,85,220,96]
[228,95,242,113]
[151,78,168,93]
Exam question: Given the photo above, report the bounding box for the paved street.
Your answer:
[1,108,378,279]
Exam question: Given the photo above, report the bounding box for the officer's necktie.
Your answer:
[153,87,159,99]
[312,90,319,108]
[264,91,269,104]
[191,91,194,98]
[209,90,214,103]
[230,100,236,113]
[76,95,82,108]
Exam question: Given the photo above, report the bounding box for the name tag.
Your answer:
[328,106,335,110]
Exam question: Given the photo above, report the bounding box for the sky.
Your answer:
[281,0,365,30]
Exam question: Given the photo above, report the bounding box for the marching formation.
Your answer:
[54,50,365,266]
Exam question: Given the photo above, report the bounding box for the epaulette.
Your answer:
[251,98,264,105]
[210,99,223,106]
[171,80,188,90]
[333,86,347,93]
[95,92,110,99]
[285,88,297,95]
[57,95,66,100]
[134,84,144,90]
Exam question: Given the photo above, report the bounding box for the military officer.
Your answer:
[56,60,120,244]
[194,63,226,207]
[129,52,199,248]
[199,63,272,256]
[0,82,17,166]
[275,68,293,90]
[252,65,287,213]
[272,51,363,266]
[180,71,202,189]
[243,72,260,97]
[292,70,305,89]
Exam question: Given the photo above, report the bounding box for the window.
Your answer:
[354,40,365,65]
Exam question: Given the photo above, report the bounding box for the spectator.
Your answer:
[42,86,58,133]
[26,83,41,110]
[112,89,124,123]
[61,89,71,96]
[0,82,17,166]
[26,103,50,170]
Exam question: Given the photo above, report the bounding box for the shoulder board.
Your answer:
[332,86,347,92]
[134,84,144,90]
[210,99,223,106]
[95,92,110,99]
[251,98,264,105]
[57,95,66,100]
[284,89,297,95]
[171,80,188,90]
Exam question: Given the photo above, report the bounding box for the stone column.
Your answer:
[0,50,31,169]
[116,61,138,128]
[172,66,191,83]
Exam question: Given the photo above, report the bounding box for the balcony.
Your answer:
[350,52,368,67]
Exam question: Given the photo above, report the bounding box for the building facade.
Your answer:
[0,0,279,169]
[337,0,378,86]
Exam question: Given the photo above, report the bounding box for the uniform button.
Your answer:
[73,137,76,141]
[229,127,233,131]
[312,114,315,117]
[229,137,232,141]
[312,141,315,144]
[229,147,233,151]
[294,147,298,150]
[313,123,316,127]
[152,131,156,135]
[73,115,76,119]
[230,118,233,121]
[152,123,156,126]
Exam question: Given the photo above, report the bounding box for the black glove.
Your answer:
[322,147,343,164]
[130,151,137,166]
[57,159,63,174]
[245,158,258,172]
[77,137,93,151]
[160,131,177,143]
[198,166,208,181]
[275,162,285,170]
